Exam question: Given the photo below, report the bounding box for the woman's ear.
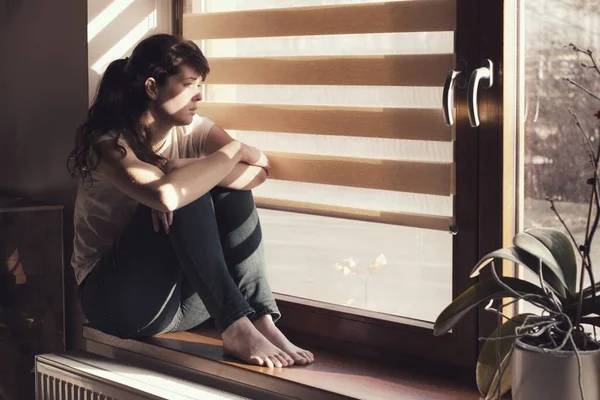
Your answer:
[144,77,158,100]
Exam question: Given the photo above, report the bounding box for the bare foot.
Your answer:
[254,314,315,365]
[222,316,294,368]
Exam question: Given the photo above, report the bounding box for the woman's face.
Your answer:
[150,63,203,126]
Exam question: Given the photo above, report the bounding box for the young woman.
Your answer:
[68,33,313,368]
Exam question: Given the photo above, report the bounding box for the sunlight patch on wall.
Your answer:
[91,8,157,74]
[88,0,136,42]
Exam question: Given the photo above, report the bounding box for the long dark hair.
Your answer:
[68,34,210,183]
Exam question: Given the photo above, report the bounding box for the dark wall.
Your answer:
[0,0,88,349]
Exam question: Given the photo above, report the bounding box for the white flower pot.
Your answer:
[512,338,600,400]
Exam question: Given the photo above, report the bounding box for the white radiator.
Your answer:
[35,352,250,400]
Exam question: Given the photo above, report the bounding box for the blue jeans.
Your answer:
[78,187,280,338]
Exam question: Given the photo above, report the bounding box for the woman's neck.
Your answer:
[141,110,173,150]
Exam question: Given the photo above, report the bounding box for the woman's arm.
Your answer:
[192,123,270,190]
[166,158,268,191]
[97,139,252,212]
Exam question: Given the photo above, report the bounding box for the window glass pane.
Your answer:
[521,0,600,314]
[185,0,454,322]
[260,209,451,322]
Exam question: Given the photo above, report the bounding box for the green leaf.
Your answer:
[524,228,577,295]
[514,231,571,295]
[470,247,567,299]
[477,313,532,399]
[434,277,549,336]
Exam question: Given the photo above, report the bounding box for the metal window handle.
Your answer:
[442,70,461,126]
[467,59,494,127]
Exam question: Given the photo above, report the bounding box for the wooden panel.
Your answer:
[265,152,454,196]
[477,0,509,344]
[200,103,452,142]
[183,0,456,39]
[450,0,481,366]
[255,197,451,231]
[207,54,453,87]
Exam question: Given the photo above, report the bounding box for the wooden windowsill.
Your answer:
[83,325,482,400]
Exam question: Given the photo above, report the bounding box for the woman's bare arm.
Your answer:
[196,124,270,190]
[97,139,247,212]
[166,158,268,191]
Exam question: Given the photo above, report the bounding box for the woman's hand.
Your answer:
[152,209,173,233]
[241,143,271,173]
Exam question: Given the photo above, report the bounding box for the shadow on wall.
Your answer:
[88,0,172,103]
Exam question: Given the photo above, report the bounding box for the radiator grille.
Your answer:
[37,373,114,400]
[35,352,250,400]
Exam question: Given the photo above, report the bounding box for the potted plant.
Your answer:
[433,45,600,400]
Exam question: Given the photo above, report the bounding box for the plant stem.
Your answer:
[570,43,600,77]
[569,46,600,326]
[547,198,592,271]
[576,119,600,326]
[576,186,595,326]
[569,109,597,167]
[564,78,600,102]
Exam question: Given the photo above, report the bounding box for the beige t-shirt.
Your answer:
[71,115,215,284]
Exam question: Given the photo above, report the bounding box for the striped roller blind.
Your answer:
[183,0,456,232]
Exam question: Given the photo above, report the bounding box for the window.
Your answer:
[179,0,474,364]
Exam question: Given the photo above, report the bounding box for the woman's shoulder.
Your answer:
[173,114,215,158]
[182,114,215,136]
